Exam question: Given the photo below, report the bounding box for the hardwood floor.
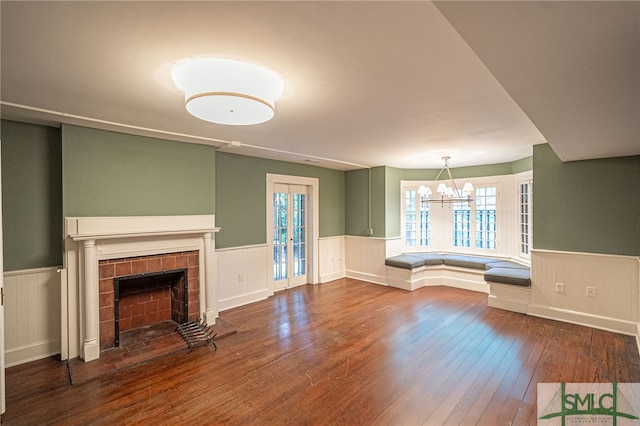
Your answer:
[3,278,640,425]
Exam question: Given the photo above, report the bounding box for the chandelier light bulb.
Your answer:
[420,156,475,207]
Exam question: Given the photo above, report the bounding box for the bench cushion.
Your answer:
[385,253,532,287]
[412,253,445,266]
[441,254,497,270]
[484,267,531,287]
[385,254,425,269]
[485,260,529,270]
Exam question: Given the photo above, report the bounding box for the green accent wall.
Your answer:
[62,124,215,217]
[512,156,533,174]
[533,144,640,256]
[215,152,345,249]
[345,168,370,236]
[344,167,388,237]
[1,120,62,271]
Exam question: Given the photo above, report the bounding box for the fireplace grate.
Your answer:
[176,319,217,351]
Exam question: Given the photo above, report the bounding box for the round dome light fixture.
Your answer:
[172,58,284,125]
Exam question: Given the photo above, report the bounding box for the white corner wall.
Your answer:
[3,267,61,367]
[217,244,270,311]
[319,236,346,283]
[344,236,389,286]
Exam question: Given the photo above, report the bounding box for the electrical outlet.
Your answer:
[586,286,596,297]
[238,273,245,283]
[556,282,565,293]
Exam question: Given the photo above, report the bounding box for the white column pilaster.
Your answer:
[82,240,100,361]
[202,232,218,325]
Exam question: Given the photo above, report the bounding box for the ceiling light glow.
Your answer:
[172,58,284,125]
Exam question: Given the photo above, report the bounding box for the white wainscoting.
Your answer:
[319,236,345,283]
[217,244,270,312]
[4,267,61,367]
[345,236,388,286]
[530,250,640,337]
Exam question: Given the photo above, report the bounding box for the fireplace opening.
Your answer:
[114,268,188,347]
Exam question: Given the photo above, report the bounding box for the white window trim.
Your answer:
[400,181,432,252]
[516,171,533,261]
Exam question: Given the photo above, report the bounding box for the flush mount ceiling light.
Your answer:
[418,156,474,206]
[172,58,284,125]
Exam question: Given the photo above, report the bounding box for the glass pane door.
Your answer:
[291,190,306,283]
[273,191,288,282]
[273,184,308,290]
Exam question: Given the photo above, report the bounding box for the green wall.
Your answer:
[5,120,636,272]
[1,120,63,271]
[533,144,640,256]
[215,152,345,249]
[62,124,215,217]
[345,168,370,236]
[344,167,388,237]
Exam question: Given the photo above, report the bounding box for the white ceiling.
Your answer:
[1,1,638,171]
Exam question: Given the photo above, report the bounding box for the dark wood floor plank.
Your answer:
[2,279,639,425]
[371,303,509,424]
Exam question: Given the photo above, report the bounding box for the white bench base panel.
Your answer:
[386,265,530,315]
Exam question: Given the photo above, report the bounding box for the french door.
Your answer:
[272,183,308,291]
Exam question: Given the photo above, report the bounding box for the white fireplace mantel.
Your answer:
[63,215,220,362]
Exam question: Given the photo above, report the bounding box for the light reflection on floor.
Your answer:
[273,290,314,351]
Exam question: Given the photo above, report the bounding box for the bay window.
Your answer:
[402,174,531,257]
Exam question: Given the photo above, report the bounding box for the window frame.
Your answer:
[517,178,533,260]
[472,185,498,250]
[400,183,432,251]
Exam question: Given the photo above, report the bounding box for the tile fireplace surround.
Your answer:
[64,215,220,362]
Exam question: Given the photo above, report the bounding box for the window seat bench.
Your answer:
[384,253,531,314]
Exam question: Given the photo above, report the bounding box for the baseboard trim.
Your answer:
[320,271,345,283]
[528,303,638,337]
[219,288,271,312]
[5,340,61,368]
[441,278,489,294]
[488,295,528,314]
[345,270,387,286]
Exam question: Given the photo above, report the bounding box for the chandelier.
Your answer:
[418,156,474,206]
[172,58,284,126]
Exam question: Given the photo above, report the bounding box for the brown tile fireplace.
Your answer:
[98,251,200,350]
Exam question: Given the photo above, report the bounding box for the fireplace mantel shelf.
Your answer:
[66,215,220,241]
[68,228,221,242]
